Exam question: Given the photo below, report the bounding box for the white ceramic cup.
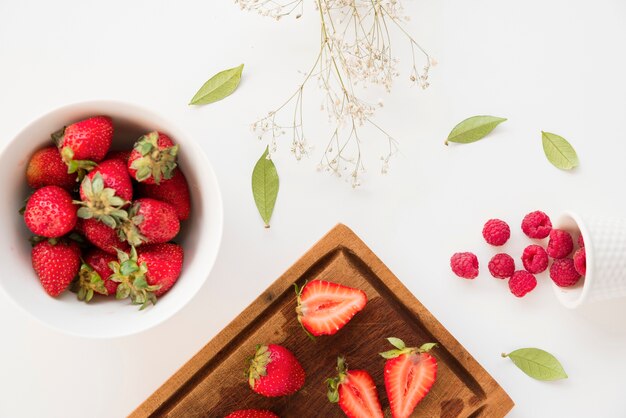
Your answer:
[0,101,223,338]
[553,211,626,309]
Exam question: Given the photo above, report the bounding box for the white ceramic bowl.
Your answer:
[0,101,223,338]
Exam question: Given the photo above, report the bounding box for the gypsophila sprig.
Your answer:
[238,0,433,187]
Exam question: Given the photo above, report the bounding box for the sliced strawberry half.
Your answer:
[380,338,438,418]
[326,356,383,418]
[296,280,367,336]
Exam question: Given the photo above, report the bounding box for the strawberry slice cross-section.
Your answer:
[380,338,438,418]
[326,356,384,418]
[296,280,367,337]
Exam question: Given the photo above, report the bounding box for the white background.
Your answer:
[1,0,626,417]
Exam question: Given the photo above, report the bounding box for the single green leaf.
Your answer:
[420,342,437,352]
[445,115,507,145]
[386,337,406,350]
[189,64,244,105]
[251,146,279,228]
[379,350,400,359]
[503,347,568,381]
[541,131,579,170]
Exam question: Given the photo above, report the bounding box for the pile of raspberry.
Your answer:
[450,211,587,298]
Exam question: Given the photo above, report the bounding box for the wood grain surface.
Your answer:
[131,224,514,418]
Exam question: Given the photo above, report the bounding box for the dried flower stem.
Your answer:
[240,0,432,187]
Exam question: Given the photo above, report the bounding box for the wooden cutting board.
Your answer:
[131,224,514,418]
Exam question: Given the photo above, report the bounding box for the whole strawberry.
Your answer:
[225,411,279,418]
[326,357,383,418]
[247,344,305,397]
[80,159,133,202]
[24,186,77,238]
[72,261,108,303]
[108,247,161,309]
[137,169,191,220]
[54,115,113,172]
[137,243,184,296]
[380,338,438,418]
[84,249,118,295]
[32,240,81,297]
[75,172,129,229]
[26,146,77,190]
[80,218,130,254]
[128,131,179,184]
[119,198,180,246]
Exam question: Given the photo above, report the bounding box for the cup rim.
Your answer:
[551,211,592,309]
[0,100,224,338]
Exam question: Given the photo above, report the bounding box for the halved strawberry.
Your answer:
[296,280,367,336]
[380,338,438,418]
[326,356,383,418]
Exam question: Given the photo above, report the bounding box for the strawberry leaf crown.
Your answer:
[325,356,349,403]
[117,202,147,247]
[74,173,129,229]
[53,127,97,178]
[246,345,272,388]
[71,262,108,303]
[379,337,437,359]
[108,247,160,310]
[130,131,179,184]
[293,281,316,341]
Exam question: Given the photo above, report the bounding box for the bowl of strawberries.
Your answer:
[0,101,223,338]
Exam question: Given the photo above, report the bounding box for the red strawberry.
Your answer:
[119,198,180,246]
[26,146,77,190]
[247,344,305,397]
[137,243,184,296]
[380,338,438,418]
[73,261,109,302]
[84,249,118,295]
[326,357,384,418]
[128,131,178,184]
[225,410,279,418]
[137,169,191,220]
[54,115,113,172]
[31,240,81,297]
[105,150,131,164]
[24,186,77,238]
[296,280,367,337]
[75,171,129,229]
[81,218,130,254]
[81,159,133,202]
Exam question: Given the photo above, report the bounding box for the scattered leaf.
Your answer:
[445,115,507,145]
[189,64,244,105]
[541,131,579,170]
[502,347,568,381]
[252,146,279,228]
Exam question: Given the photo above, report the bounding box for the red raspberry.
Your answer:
[482,219,510,246]
[488,253,515,279]
[509,270,537,297]
[550,258,581,287]
[578,234,584,248]
[546,229,573,259]
[450,252,479,279]
[521,245,549,274]
[573,248,586,276]
[521,211,552,239]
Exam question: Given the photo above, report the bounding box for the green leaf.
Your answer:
[503,348,568,381]
[189,63,244,105]
[420,342,437,352]
[251,146,279,228]
[541,131,579,170]
[379,349,401,359]
[445,115,507,145]
[386,337,406,350]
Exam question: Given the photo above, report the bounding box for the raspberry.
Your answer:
[546,229,573,259]
[521,245,549,274]
[550,258,581,287]
[482,219,510,246]
[573,248,586,276]
[509,270,537,297]
[521,211,552,239]
[450,252,479,279]
[578,234,584,248]
[488,253,515,279]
